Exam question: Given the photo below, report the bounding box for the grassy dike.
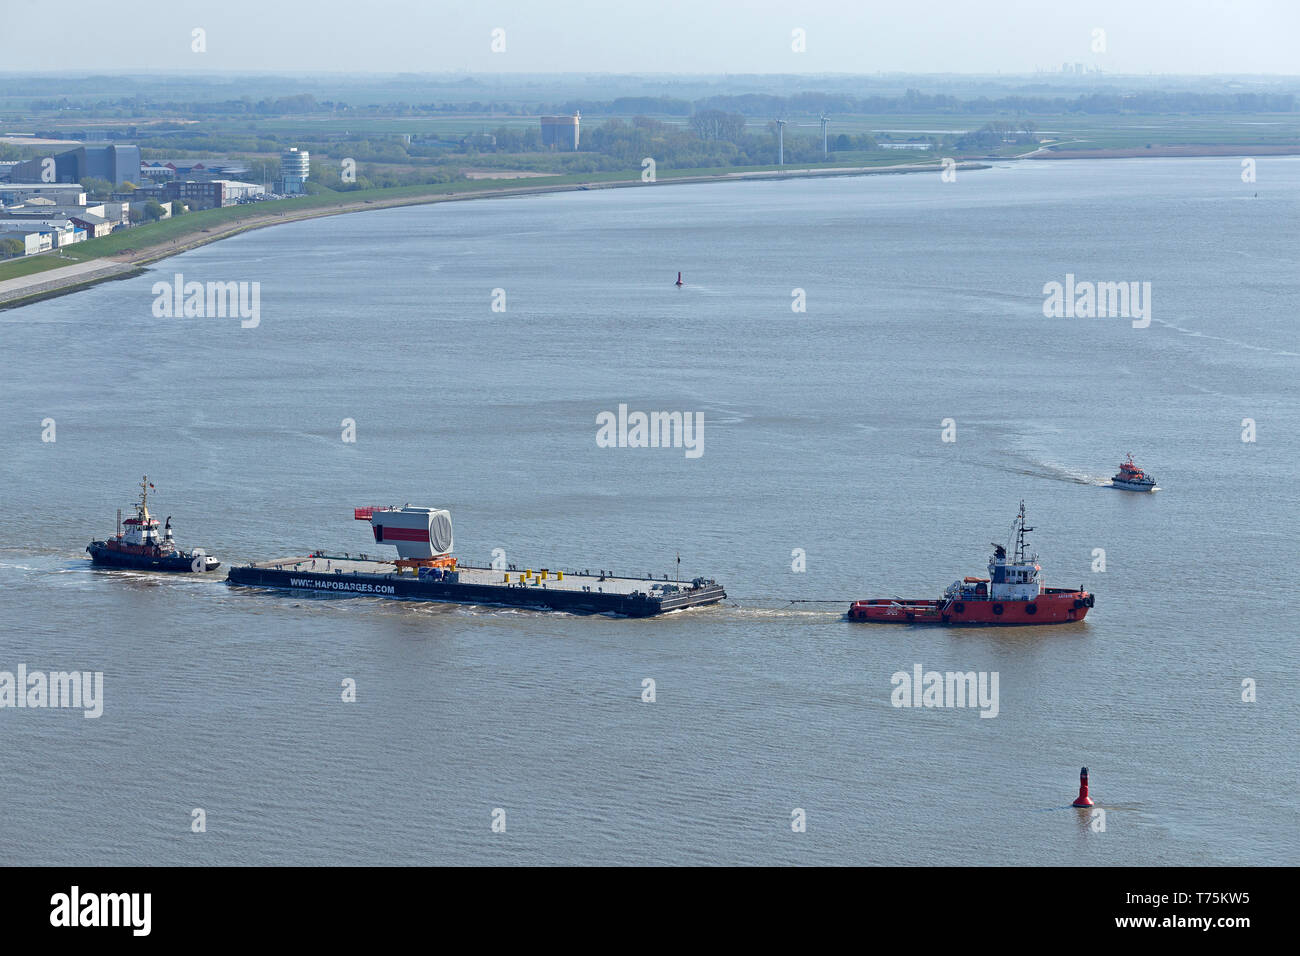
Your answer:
[0,156,978,304]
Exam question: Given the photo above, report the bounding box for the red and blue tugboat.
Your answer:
[848,502,1093,626]
[87,476,219,573]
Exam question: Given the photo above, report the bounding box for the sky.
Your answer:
[3,0,1297,75]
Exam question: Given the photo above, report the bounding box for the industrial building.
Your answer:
[212,179,265,204]
[162,179,265,210]
[0,229,50,257]
[139,159,254,182]
[0,218,86,251]
[8,144,142,187]
[0,183,88,207]
[0,175,179,257]
[540,113,580,151]
[114,183,165,202]
[68,212,111,238]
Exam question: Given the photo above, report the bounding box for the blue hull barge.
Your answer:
[225,505,725,617]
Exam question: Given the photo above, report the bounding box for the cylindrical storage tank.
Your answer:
[369,507,453,559]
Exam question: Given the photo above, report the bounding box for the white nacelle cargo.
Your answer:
[367,507,453,559]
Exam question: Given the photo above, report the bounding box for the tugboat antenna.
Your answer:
[1013,500,1034,563]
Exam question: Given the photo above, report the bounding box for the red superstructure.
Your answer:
[1111,453,1156,492]
[95,476,173,557]
[848,502,1093,626]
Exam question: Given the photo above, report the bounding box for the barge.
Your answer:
[225,505,725,617]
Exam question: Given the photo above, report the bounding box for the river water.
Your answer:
[1,157,1296,864]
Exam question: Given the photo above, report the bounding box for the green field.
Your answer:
[212,111,1300,146]
[0,253,73,280]
[7,109,1296,151]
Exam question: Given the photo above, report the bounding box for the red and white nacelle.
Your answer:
[354,506,453,559]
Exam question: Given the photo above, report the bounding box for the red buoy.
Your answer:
[1072,766,1094,807]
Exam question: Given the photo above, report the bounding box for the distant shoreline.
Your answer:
[0,147,1279,308]
[1030,144,1300,160]
[0,159,990,309]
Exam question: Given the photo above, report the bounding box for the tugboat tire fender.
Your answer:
[952,602,964,613]
[1025,603,1037,615]
[1086,594,1095,608]
[992,603,1004,615]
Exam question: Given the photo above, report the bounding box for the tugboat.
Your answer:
[1111,454,1156,492]
[848,502,1093,626]
[87,476,219,572]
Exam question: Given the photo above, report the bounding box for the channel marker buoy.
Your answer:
[1072,766,1094,807]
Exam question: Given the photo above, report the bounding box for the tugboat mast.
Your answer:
[1012,500,1034,563]
[1003,504,1034,564]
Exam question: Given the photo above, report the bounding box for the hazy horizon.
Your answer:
[5,0,1297,76]
[4,69,1300,80]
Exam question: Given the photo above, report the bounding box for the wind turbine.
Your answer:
[775,119,787,165]
[819,113,829,158]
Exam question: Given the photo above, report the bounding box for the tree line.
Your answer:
[22,88,1296,123]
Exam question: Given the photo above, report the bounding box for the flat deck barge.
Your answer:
[226,555,726,617]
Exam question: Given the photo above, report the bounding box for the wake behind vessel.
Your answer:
[225,505,726,617]
[848,502,1093,626]
[87,476,220,572]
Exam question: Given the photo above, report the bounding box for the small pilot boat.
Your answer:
[1111,454,1156,492]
